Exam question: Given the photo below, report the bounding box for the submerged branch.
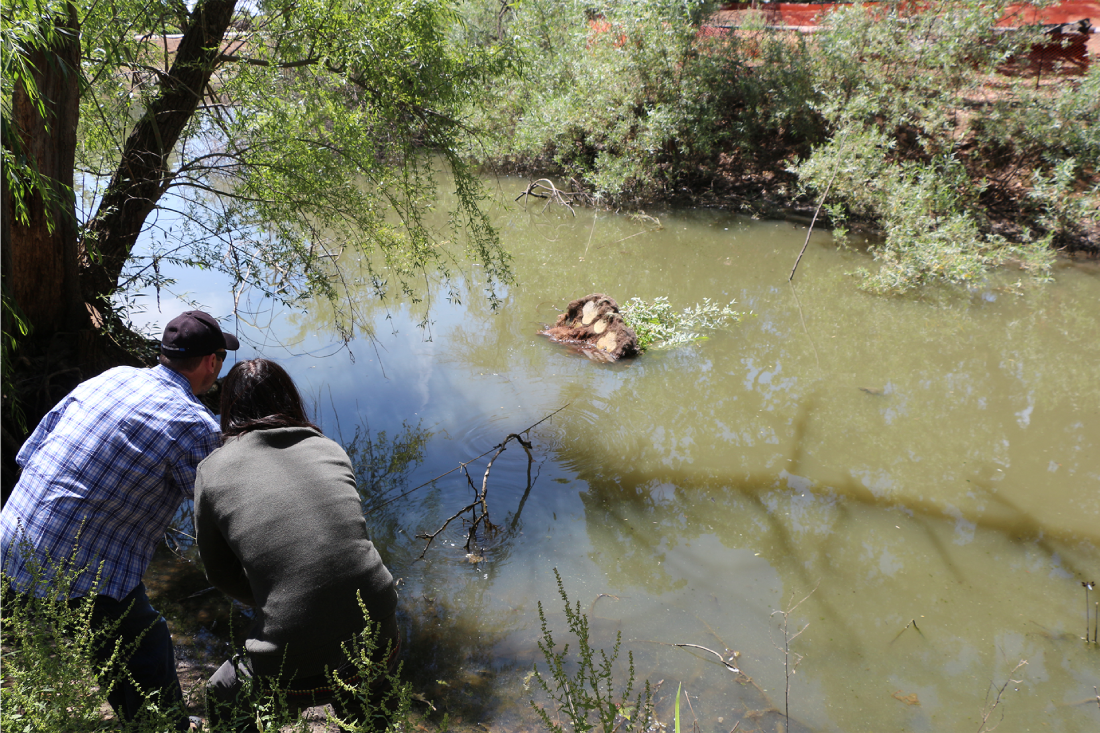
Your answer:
[977,659,1028,733]
[414,405,568,559]
[515,179,593,216]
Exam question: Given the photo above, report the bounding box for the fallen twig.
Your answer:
[414,405,569,559]
[515,179,592,216]
[671,643,741,673]
[587,592,621,617]
[977,659,1028,732]
[890,618,924,645]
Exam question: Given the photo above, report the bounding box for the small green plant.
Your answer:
[330,598,413,732]
[1,541,409,733]
[673,682,682,733]
[530,568,653,733]
[621,296,744,351]
[0,542,181,733]
[205,597,411,732]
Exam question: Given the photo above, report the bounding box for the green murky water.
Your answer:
[150,179,1100,732]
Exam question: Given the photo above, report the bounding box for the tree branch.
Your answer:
[80,0,238,307]
[218,53,322,69]
[414,405,568,559]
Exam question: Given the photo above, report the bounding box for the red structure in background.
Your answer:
[717,1,1097,27]
[999,1,1098,25]
[711,1,1098,70]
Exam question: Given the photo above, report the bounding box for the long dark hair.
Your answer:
[219,358,320,439]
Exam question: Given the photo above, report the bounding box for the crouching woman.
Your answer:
[195,358,399,730]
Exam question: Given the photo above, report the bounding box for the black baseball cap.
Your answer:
[161,310,241,356]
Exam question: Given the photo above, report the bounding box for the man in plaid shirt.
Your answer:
[1,310,239,731]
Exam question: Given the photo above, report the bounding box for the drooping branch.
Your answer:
[80,0,238,307]
[217,53,321,69]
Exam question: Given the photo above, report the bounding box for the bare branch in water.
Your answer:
[890,618,924,645]
[515,179,594,216]
[977,659,1028,732]
[772,582,820,728]
[414,405,569,559]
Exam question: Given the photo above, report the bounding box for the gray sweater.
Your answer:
[195,427,397,678]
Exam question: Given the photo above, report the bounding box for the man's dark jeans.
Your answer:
[87,582,189,731]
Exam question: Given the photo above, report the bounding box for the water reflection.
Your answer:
[144,182,1100,731]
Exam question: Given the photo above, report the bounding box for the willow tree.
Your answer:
[2,0,514,350]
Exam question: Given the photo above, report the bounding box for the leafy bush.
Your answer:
[793,122,1055,292]
[465,0,1097,293]
[466,0,822,203]
[1,546,182,732]
[621,296,744,351]
[796,0,1097,290]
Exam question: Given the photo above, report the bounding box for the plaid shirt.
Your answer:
[1,365,220,600]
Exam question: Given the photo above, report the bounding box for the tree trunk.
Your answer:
[3,2,88,336]
[80,0,238,308]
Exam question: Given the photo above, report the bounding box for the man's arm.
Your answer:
[170,417,222,500]
[14,402,66,468]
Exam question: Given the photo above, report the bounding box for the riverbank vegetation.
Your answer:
[1,0,517,458]
[1,553,412,733]
[460,0,1098,293]
[620,296,745,351]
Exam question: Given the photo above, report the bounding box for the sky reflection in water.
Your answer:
[137,185,1100,732]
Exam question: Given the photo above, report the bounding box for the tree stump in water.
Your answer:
[541,293,639,362]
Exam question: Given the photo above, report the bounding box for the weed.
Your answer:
[1,543,181,732]
[1,546,410,733]
[530,569,653,733]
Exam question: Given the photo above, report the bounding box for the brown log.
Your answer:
[541,293,639,362]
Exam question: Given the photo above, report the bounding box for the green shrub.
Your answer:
[466,0,822,203]
[530,569,653,733]
[793,122,1055,292]
[621,296,744,351]
[1,546,180,732]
